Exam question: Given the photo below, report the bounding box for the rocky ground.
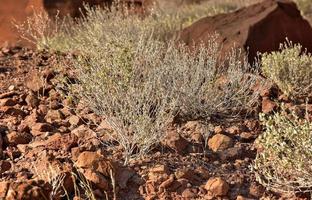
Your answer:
[1,1,312,199]
[0,45,311,200]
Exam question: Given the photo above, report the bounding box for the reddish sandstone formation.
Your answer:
[179,0,312,63]
[42,0,113,18]
[0,0,45,46]
[0,0,151,46]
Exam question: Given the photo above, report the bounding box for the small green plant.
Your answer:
[261,42,312,100]
[252,107,312,193]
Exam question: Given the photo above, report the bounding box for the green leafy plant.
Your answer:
[261,42,312,100]
[252,107,312,193]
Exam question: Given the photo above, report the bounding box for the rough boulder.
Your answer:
[179,0,312,63]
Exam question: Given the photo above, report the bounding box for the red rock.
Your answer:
[0,181,9,198]
[183,121,205,133]
[38,104,48,115]
[182,188,198,198]
[240,132,255,142]
[25,93,39,108]
[0,91,18,99]
[0,107,26,117]
[236,195,253,200]
[71,147,81,161]
[195,166,210,180]
[208,134,233,152]
[0,133,3,157]
[17,123,30,133]
[29,133,77,151]
[190,132,204,144]
[31,123,54,136]
[218,147,243,161]
[149,165,169,174]
[161,130,189,154]
[68,115,83,127]
[82,113,101,125]
[42,68,55,81]
[6,131,33,146]
[0,160,11,173]
[5,180,52,200]
[6,147,21,160]
[0,0,154,45]
[244,119,260,131]
[249,182,265,198]
[145,181,157,195]
[72,125,95,138]
[174,168,201,183]
[17,144,28,154]
[214,126,224,134]
[0,98,16,106]
[83,169,109,190]
[179,0,312,63]
[262,97,277,114]
[159,175,175,189]
[49,133,77,151]
[75,151,115,178]
[45,110,64,123]
[205,177,229,197]
[148,165,170,181]
[226,126,241,135]
[22,111,41,127]
[115,167,136,189]
[42,0,111,18]
[26,71,45,93]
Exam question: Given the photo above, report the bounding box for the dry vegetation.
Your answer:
[17,2,262,163]
[70,35,260,162]
[17,0,312,198]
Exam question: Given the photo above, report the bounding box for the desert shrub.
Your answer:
[252,108,312,193]
[68,31,260,163]
[261,42,312,100]
[19,1,261,163]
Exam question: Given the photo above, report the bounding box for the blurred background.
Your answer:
[0,0,311,47]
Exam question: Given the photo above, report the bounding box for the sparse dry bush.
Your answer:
[19,2,261,163]
[261,42,312,100]
[252,107,312,193]
[70,35,178,163]
[68,31,260,163]
[15,10,67,50]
